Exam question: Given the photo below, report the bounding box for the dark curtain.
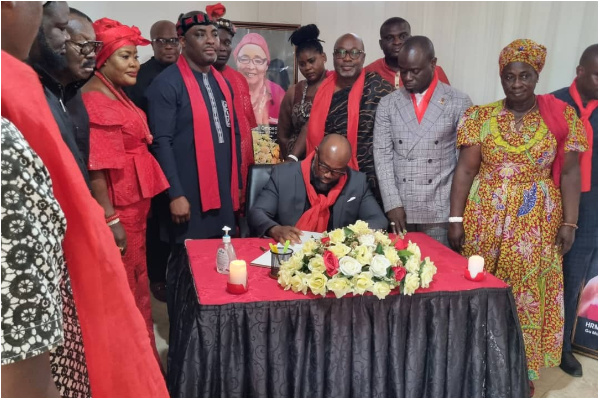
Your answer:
[167,257,529,398]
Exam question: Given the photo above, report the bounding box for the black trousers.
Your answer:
[146,194,171,283]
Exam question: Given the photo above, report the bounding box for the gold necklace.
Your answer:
[506,98,537,126]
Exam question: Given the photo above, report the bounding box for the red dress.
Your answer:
[83,90,169,354]
[221,66,257,209]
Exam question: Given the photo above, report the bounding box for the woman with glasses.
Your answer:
[277,24,330,162]
[233,33,286,134]
[81,18,169,362]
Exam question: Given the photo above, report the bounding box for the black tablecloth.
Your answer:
[166,254,529,397]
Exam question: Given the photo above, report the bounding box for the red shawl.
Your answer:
[306,70,365,170]
[177,56,239,212]
[569,79,597,192]
[537,94,570,188]
[295,153,348,232]
[1,50,167,397]
[221,66,256,206]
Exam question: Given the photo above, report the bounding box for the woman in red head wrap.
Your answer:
[81,18,169,361]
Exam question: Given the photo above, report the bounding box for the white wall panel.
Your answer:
[70,1,598,104]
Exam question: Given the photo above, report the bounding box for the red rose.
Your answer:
[321,237,330,245]
[323,250,339,277]
[392,266,407,282]
[394,238,407,250]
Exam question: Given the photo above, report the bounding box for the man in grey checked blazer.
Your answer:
[373,36,472,246]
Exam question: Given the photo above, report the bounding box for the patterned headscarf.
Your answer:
[206,3,237,36]
[499,39,547,75]
[176,11,216,37]
[93,18,150,68]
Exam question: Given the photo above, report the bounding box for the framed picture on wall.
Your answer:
[228,21,300,164]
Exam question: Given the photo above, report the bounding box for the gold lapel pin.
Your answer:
[439,98,446,105]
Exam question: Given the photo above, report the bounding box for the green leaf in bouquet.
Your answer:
[375,243,384,255]
[343,227,355,237]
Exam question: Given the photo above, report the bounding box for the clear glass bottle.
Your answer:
[216,226,237,274]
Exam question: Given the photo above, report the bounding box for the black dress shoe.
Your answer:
[150,282,167,303]
[559,351,583,377]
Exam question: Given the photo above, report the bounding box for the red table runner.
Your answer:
[185,232,507,306]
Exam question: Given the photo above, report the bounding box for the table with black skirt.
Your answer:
[166,233,529,397]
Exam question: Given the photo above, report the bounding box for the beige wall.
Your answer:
[70,1,598,104]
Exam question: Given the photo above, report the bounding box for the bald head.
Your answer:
[319,134,352,164]
[399,36,435,61]
[150,20,176,39]
[150,20,179,64]
[334,33,364,51]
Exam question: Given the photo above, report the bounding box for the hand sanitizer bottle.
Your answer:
[216,226,237,274]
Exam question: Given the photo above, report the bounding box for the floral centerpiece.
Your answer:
[252,127,281,164]
[277,221,437,300]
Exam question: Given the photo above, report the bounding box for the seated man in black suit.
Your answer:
[249,134,388,243]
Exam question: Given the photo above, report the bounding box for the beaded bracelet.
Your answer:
[106,213,120,224]
[561,222,578,230]
[107,218,121,227]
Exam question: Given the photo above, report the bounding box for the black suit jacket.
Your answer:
[248,162,388,237]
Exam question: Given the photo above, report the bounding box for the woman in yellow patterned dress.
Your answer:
[448,39,588,392]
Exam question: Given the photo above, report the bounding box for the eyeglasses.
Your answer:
[237,56,268,66]
[152,38,180,47]
[315,151,347,177]
[67,40,103,56]
[333,48,365,60]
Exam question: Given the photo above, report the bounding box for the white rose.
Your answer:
[404,255,421,274]
[351,272,374,295]
[371,281,392,300]
[403,272,421,295]
[369,254,391,278]
[358,234,376,247]
[290,272,308,294]
[420,257,437,288]
[407,241,421,260]
[329,243,351,258]
[338,256,363,277]
[277,269,294,290]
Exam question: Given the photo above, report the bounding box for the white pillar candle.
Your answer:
[468,255,485,279]
[228,260,247,286]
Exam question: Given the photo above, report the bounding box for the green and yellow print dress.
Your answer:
[456,99,587,380]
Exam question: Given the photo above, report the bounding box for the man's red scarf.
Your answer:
[176,56,239,212]
[295,153,348,232]
[305,70,366,170]
[537,94,571,188]
[1,50,167,397]
[569,79,597,192]
[410,70,439,123]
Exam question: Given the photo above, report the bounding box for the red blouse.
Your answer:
[83,91,169,207]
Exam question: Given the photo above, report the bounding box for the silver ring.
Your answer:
[390,222,396,225]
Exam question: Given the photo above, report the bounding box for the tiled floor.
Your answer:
[151,294,598,398]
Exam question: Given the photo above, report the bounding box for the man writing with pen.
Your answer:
[248,134,388,244]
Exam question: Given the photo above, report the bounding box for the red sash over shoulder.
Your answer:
[177,56,239,212]
[537,94,569,188]
[1,50,168,397]
[306,71,365,170]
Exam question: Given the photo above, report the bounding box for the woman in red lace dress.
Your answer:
[81,18,169,355]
